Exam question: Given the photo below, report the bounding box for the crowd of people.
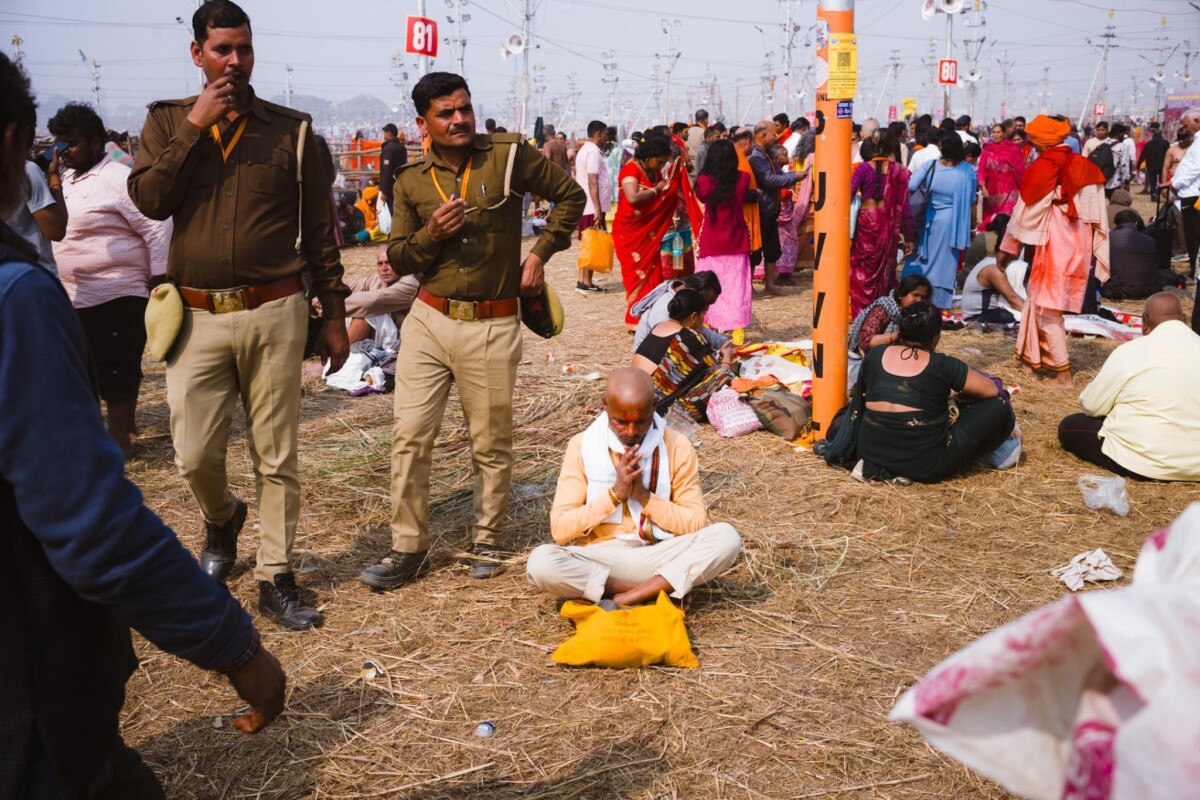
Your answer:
[4,0,1200,794]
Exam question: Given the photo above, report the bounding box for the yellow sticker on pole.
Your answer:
[826,34,858,100]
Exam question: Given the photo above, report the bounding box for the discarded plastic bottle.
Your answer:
[671,233,684,272]
[474,721,495,738]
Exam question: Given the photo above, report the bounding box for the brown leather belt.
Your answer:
[178,274,305,314]
[418,288,519,321]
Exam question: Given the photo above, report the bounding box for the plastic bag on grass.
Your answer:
[1078,475,1129,516]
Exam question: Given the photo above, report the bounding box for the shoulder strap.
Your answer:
[294,119,309,255]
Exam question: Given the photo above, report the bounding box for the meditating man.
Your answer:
[1059,293,1200,481]
[527,368,741,607]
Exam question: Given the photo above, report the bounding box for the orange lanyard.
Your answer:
[210,116,249,163]
[431,160,471,203]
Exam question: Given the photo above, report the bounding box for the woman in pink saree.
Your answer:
[849,131,914,318]
[978,120,1026,229]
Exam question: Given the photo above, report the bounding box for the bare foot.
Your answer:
[763,285,784,297]
[1042,372,1074,390]
[1020,364,1037,380]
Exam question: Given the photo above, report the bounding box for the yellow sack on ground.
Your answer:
[551,592,699,669]
[578,228,614,273]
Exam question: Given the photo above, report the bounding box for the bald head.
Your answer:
[604,368,657,448]
[754,120,776,147]
[1143,292,1186,333]
[606,367,654,409]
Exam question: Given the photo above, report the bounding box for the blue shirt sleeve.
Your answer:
[0,262,256,673]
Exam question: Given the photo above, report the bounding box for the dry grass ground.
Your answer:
[122,196,1200,799]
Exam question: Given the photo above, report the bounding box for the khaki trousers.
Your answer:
[165,292,306,581]
[389,299,522,553]
[526,523,742,603]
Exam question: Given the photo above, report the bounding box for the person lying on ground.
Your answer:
[1101,210,1187,301]
[846,274,931,389]
[527,368,741,608]
[632,288,736,422]
[630,268,730,355]
[1058,293,1200,481]
[854,301,1016,483]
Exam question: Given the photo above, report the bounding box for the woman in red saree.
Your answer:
[613,135,703,329]
[849,132,914,318]
[978,120,1025,229]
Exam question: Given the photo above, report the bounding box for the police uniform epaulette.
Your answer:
[259,98,313,122]
[146,96,198,110]
[489,132,523,145]
[396,156,426,171]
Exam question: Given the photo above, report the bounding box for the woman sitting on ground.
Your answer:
[846,274,932,389]
[632,288,736,422]
[856,301,1015,483]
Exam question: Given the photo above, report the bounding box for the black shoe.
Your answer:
[199,499,247,584]
[468,544,506,580]
[258,572,323,631]
[359,550,431,590]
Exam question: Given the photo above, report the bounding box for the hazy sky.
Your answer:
[6,0,1199,134]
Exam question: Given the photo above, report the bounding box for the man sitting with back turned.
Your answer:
[1058,293,1200,481]
[527,368,741,607]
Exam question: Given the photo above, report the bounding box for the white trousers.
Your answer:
[526,523,741,603]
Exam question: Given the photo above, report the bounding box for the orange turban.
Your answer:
[362,185,380,202]
[1025,115,1070,150]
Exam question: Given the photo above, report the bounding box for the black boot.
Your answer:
[199,499,247,584]
[258,572,323,631]
[468,544,506,580]
[359,550,431,590]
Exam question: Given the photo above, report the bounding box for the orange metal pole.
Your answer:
[811,0,855,439]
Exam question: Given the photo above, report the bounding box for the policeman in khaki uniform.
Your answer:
[129,0,348,630]
[360,72,584,589]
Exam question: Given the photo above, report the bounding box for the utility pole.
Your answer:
[962,0,987,121]
[284,64,293,108]
[558,70,579,134]
[780,0,799,114]
[1176,41,1197,90]
[445,0,469,76]
[873,47,902,121]
[921,37,938,117]
[516,0,536,136]
[657,18,682,123]
[996,49,1014,120]
[390,51,411,128]
[532,63,547,120]
[601,51,619,124]
[1141,17,1178,123]
[11,35,26,77]
[78,50,101,116]
[1037,66,1051,114]
[416,0,429,76]
[942,8,954,119]
[1080,10,1117,129]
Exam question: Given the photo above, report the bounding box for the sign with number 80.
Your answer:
[406,16,439,58]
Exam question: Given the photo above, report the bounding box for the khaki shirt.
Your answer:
[128,88,348,318]
[387,133,585,301]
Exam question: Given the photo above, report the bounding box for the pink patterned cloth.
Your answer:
[892,502,1200,800]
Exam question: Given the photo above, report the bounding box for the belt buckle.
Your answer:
[208,289,246,314]
[447,299,477,321]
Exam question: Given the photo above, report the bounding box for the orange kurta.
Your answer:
[736,148,763,252]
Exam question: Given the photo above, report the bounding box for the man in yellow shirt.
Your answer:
[1059,293,1200,481]
[527,368,741,607]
